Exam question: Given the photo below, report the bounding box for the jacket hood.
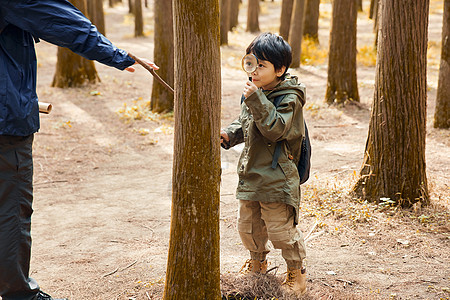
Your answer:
[266,75,305,105]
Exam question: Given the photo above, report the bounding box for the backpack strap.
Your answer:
[271,94,286,169]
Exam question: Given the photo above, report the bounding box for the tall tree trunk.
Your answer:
[279,0,294,41]
[353,0,430,206]
[151,0,174,113]
[163,0,222,298]
[303,0,320,43]
[434,0,450,128]
[52,0,99,88]
[288,0,306,68]
[87,0,106,36]
[220,0,230,45]
[369,0,380,48]
[247,0,260,32]
[358,0,363,11]
[134,0,144,37]
[229,0,240,30]
[128,0,134,14]
[325,0,359,104]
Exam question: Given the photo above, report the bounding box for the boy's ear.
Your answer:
[276,66,286,78]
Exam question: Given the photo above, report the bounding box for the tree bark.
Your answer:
[279,0,294,41]
[303,0,320,43]
[353,0,430,206]
[220,0,230,45]
[325,0,359,104]
[151,0,174,113]
[434,0,450,128]
[229,0,240,30]
[163,0,222,298]
[288,0,306,68]
[51,0,99,88]
[87,0,106,36]
[247,0,260,32]
[134,0,144,37]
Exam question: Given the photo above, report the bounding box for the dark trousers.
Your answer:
[0,135,39,300]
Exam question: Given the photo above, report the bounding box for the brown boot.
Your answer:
[282,267,306,295]
[238,259,268,276]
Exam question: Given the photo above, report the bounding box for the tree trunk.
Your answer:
[325,0,359,104]
[128,0,134,14]
[279,0,294,41]
[353,0,430,207]
[247,0,260,32]
[51,0,99,88]
[134,0,144,37]
[163,0,222,298]
[288,0,306,68]
[358,0,363,11]
[370,0,380,48]
[229,0,240,30]
[434,0,450,128]
[303,0,320,43]
[87,0,106,36]
[151,0,174,113]
[220,0,230,45]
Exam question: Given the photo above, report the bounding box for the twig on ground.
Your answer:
[304,220,318,240]
[102,267,119,278]
[146,292,151,300]
[336,278,354,285]
[102,260,138,278]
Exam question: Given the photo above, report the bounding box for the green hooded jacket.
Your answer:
[224,76,306,222]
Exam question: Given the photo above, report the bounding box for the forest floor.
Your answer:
[13,1,449,299]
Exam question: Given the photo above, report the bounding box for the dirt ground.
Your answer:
[10,1,449,299]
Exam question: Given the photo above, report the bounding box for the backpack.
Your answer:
[271,87,311,185]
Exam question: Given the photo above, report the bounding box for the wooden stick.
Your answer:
[128,53,174,94]
[38,102,52,114]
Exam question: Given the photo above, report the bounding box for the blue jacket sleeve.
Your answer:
[1,0,135,70]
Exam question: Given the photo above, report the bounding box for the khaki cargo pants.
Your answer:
[238,200,306,269]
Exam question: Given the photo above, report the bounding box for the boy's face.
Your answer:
[250,57,286,90]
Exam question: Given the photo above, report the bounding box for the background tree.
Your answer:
[134,0,144,37]
[151,0,174,113]
[128,0,134,14]
[220,0,230,45]
[288,0,306,68]
[434,0,450,128]
[325,0,359,104]
[87,0,106,36]
[303,0,320,43]
[279,0,294,40]
[369,0,380,47]
[247,0,260,32]
[353,0,430,206]
[229,0,240,30]
[163,0,222,298]
[52,0,99,88]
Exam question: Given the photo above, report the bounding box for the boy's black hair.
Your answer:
[246,32,292,81]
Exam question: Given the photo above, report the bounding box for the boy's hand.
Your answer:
[220,130,231,149]
[243,80,258,99]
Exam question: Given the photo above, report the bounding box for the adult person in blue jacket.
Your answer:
[0,1,158,300]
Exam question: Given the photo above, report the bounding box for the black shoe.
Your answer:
[35,291,68,300]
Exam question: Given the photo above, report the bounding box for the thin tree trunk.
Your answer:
[220,0,230,45]
[303,0,320,43]
[229,0,240,30]
[88,0,106,36]
[325,0,359,104]
[279,0,294,41]
[247,0,260,32]
[151,0,174,113]
[434,0,450,128]
[52,0,99,88]
[353,0,430,206]
[163,0,222,298]
[134,0,144,37]
[288,0,306,68]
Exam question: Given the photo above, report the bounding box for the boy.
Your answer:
[220,32,307,296]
